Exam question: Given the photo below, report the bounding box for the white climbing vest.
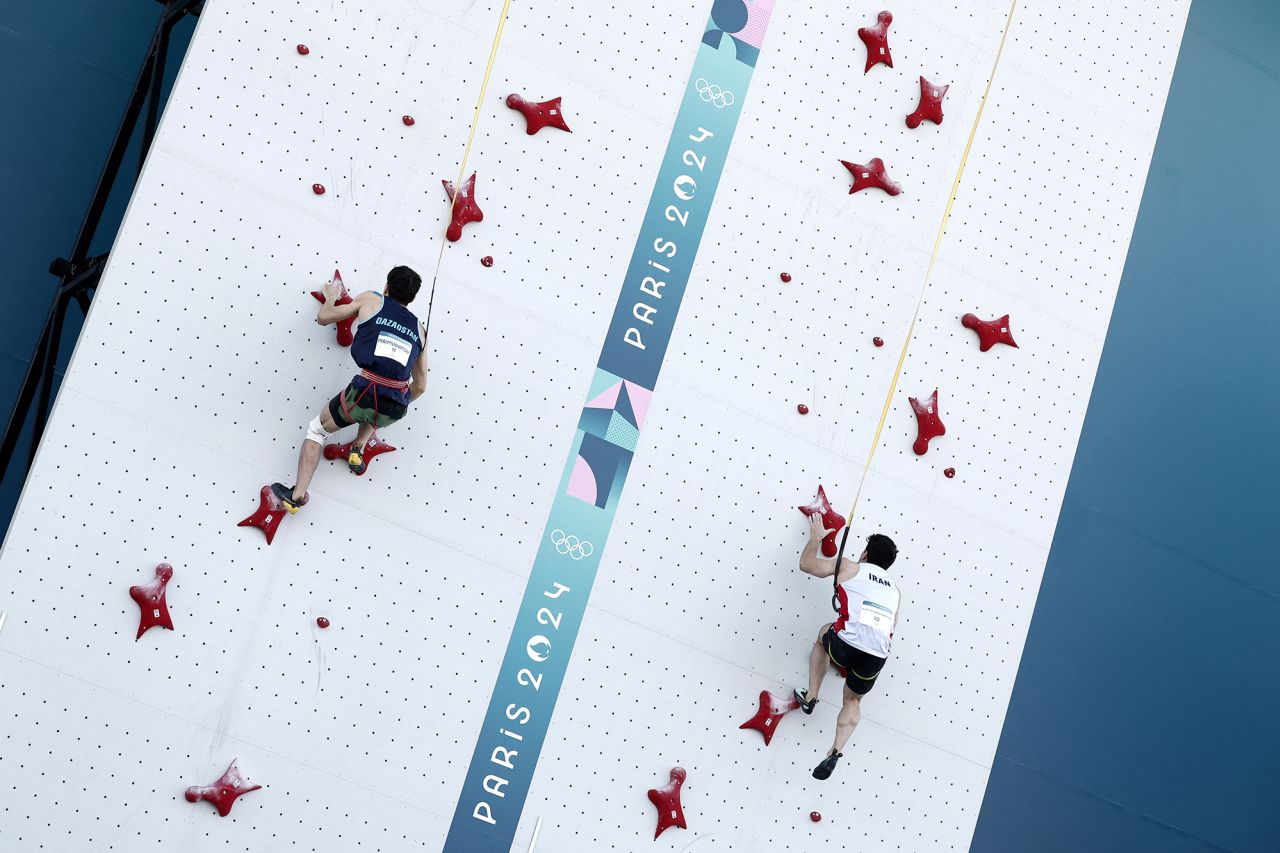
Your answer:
[833,565,900,658]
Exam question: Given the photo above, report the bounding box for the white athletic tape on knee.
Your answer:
[305,416,332,445]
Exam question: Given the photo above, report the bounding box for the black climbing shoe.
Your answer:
[812,751,842,781]
[794,688,817,715]
[270,482,304,514]
[347,444,367,475]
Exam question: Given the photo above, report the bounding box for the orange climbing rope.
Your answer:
[831,0,1020,602]
[424,0,514,336]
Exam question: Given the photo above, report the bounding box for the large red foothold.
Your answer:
[237,485,306,545]
[129,563,175,640]
[909,389,946,455]
[442,173,483,241]
[798,485,846,558]
[505,94,572,135]
[311,269,355,347]
[322,435,396,474]
[961,313,1018,352]
[739,690,802,746]
[647,767,688,838]
[841,158,902,196]
[857,11,894,73]
[185,759,261,817]
[907,76,949,128]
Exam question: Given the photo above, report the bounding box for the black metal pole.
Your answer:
[29,292,71,470]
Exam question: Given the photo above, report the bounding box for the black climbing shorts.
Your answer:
[823,628,887,695]
[328,383,408,430]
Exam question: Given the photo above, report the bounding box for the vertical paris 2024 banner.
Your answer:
[442,3,775,850]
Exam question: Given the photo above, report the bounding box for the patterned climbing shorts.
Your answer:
[328,383,407,430]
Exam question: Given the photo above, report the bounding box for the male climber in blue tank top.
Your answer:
[793,514,901,780]
[271,265,428,511]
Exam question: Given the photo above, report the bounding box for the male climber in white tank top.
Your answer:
[793,514,901,780]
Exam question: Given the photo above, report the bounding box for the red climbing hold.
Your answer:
[780,272,792,283]
[311,269,355,348]
[129,563,175,640]
[316,616,330,628]
[739,690,802,746]
[811,811,823,822]
[907,76,949,128]
[797,403,810,415]
[185,759,261,817]
[480,255,494,267]
[442,173,483,241]
[873,336,885,347]
[312,183,326,195]
[647,767,688,839]
[961,313,1019,352]
[857,11,894,73]
[909,389,946,455]
[323,435,396,474]
[237,485,306,545]
[841,158,902,196]
[296,44,309,56]
[944,467,956,478]
[505,94,572,135]
[798,485,846,558]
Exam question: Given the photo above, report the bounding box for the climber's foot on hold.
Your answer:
[794,688,817,715]
[812,749,842,781]
[270,482,305,514]
[347,444,367,475]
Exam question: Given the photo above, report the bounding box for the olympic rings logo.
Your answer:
[694,78,735,109]
[550,529,594,560]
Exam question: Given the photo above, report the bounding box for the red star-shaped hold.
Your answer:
[909,389,946,455]
[840,158,902,196]
[442,173,483,241]
[961,313,1019,352]
[323,435,396,474]
[739,690,801,746]
[505,93,572,135]
[907,76,949,128]
[185,759,261,817]
[858,11,894,73]
[647,767,688,838]
[129,563,174,640]
[237,485,306,545]
[798,485,846,558]
[310,269,355,347]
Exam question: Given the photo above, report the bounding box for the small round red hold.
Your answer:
[316,616,330,628]
[780,272,792,283]
[797,404,810,415]
[480,255,494,267]
[312,183,326,195]
[873,336,884,347]
[810,811,822,822]
[402,115,415,126]
[296,44,310,56]
[944,467,956,479]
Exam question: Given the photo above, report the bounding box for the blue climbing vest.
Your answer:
[349,294,423,406]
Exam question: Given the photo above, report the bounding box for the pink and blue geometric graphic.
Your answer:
[567,369,653,508]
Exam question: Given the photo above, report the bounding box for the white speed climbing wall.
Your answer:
[0,0,1190,850]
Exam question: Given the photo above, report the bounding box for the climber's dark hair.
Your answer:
[386,265,422,305]
[865,533,898,569]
